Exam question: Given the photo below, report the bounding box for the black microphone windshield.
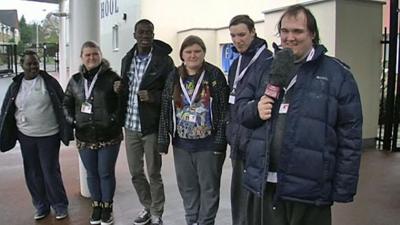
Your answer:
[269,48,295,87]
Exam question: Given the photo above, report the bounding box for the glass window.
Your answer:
[221,43,239,74]
[112,25,119,51]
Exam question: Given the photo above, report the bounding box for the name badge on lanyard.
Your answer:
[278,75,297,114]
[180,70,205,122]
[81,68,101,114]
[81,101,93,114]
[229,44,266,104]
[279,103,289,114]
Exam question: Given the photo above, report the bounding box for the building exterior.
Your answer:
[0,10,19,44]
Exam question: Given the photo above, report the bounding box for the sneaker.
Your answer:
[33,210,49,220]
[151,216,163,225]
[55,209,68,220]
[101,202,114,225]
[90,201,102,225]
[133,208,151,225]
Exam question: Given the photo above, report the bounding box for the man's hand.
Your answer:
[113,81,123,94]
[258,95,274,120]
[138,90,153,102]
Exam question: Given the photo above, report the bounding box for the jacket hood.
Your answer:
[129,39,172,56]
[153,39,172,55]
[79,58,111,75]
[232,37,267,55]
[311,44,327,60]
[13,70,50,83]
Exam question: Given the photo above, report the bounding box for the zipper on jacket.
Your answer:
[172,99,176,138]
[210,97,213,128]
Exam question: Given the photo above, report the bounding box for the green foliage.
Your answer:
[17,14,59,55]
[19,16,35,44]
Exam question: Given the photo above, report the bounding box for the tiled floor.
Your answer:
[0,143,399,225]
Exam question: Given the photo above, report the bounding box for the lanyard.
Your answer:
[282,47,315,95]
[232,44,266,92]
[179,70,205,106]
[84,68,101,101]
[283,75,297,93]
[133,52,152,80]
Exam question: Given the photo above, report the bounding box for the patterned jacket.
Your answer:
[158,62,229,153]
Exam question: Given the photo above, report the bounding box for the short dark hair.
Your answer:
[277,4,320,44]
[229,14,255,32]
[20,50,39,65]
[80,40,102,56]
[179,35,206,61]
[134,19,154,32]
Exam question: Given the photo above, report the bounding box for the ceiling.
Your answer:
[24,0,58,4]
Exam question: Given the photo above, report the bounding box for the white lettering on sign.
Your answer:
[101,0,119,19]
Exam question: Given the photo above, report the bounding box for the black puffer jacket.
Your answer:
[120,40,175,136]
[158,62,229,153]
[0,71,73,152]
[63,60,123,143]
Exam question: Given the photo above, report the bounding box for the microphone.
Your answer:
[272,42,281,53]
[264,48,295,99]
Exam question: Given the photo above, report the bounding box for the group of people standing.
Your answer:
[0,4,363,225]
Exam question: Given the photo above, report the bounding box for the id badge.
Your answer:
[188,114,196,123]
[229,95,236,104]
[81,101,93,114]
[279,103,289,114]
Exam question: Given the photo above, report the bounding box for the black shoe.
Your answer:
[133,208,151,225]
[34,210,50,220]
[90,201,102,225]
[101,202,114,225]
[55,208,68,220]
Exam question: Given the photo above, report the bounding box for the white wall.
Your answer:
[336,0,383,142]
[140,0,268,64]
[99,0,141,74]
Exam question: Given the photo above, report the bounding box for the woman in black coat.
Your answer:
[0,50,71,221]
[63,41,123,225]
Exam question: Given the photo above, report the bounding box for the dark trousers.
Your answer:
[231,159,248,225]
[247,183,331,225]
[79,143,120,202]
[17,132,69,213]
[173,147,225,225]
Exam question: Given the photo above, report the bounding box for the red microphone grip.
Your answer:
[264,84,280,99]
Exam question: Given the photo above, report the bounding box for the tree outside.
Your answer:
[17,13,59,72]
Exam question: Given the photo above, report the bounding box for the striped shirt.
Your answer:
[124,51,152,131]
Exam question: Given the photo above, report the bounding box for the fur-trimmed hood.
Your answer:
[79,58,112,75]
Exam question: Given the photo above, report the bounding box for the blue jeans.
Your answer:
[79,143,120,202]
[17,132,69,213]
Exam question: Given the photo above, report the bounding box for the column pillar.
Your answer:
[69,0,100,198]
